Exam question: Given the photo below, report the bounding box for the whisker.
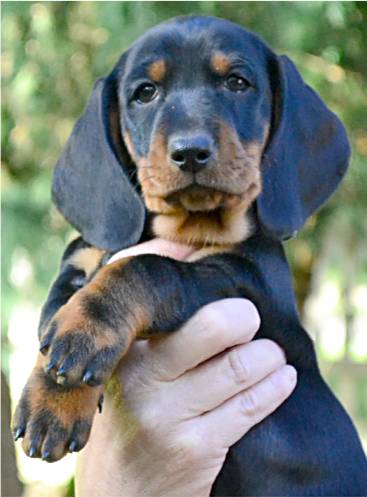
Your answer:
[128,169,137,180]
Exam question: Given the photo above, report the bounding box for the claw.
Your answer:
[41,450,51,461]
[68,440,78,453]
[83,370,94,385]
[57,366,66,377]
[98,394,104,413]
[44,361,56,374]
[39,344,49,355]
[13,427,25,441]
[56,367,67,385]
[56,375,67,386]
[28,446,37,458]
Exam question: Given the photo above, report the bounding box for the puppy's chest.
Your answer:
[79,206,253,276]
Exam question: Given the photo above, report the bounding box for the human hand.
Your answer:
[76,239,297,497]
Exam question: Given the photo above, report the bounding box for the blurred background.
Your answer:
[2,2,367,496]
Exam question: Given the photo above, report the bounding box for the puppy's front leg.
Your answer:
[14,243,300,461]
[39,251,254,389]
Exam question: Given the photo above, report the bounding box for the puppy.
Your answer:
[13,16,367,496]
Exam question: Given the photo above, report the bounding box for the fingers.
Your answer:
[195,364,297,448]
[168,339,286,418]
[108,238,195,264]
[147,299,261,380]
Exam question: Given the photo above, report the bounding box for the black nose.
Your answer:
[169,135,214,173]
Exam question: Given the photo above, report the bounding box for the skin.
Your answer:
[76,239,297,497]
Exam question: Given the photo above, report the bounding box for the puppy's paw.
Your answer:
[39,289,129,387]
[13,360,102,462]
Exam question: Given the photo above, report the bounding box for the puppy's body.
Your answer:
[13,16,367,495]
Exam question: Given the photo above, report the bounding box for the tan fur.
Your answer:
[211,52,231,75]
[68,247,104,279]
[148,59,166,82]
[20,354,102,458]
[152,203,253,246]
[56,257,149,343]
[131,119,269,247]
[186,244,233,262]
[137,133,192,198]
[40,256,150,388]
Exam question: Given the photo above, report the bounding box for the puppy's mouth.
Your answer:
[166,185,247,212]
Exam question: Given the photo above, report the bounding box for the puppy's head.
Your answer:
[118,17,270,246]
[53,16,350,251]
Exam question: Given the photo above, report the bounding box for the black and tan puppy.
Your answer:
[13,16,367,495]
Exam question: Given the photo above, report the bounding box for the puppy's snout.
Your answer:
[169,134,214,173]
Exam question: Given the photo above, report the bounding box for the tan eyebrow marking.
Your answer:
[148,59,166,82]
[211,52,231,76]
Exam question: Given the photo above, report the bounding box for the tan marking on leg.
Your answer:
[27,361,101,428]
[16,353,102,458]
[68,247,104,278]
[53,257,150,346]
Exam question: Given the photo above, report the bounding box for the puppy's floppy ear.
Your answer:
[257,55,350,240]
[52,66,145,251]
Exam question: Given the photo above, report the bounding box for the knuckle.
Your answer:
[174,430,205,466]
[137,408,162,438]
[196,303,228,338]
[226,348,251,385]
[239,389,259,419]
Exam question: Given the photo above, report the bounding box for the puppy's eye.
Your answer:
[134,83,158,103]
[225,74,250,92]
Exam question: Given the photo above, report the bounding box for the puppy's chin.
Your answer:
[166,185,244,212]
[145,185,260,247]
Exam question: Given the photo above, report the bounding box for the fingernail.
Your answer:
[283,365,297,383]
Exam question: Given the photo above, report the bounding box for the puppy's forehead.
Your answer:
[125,16,268,79]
